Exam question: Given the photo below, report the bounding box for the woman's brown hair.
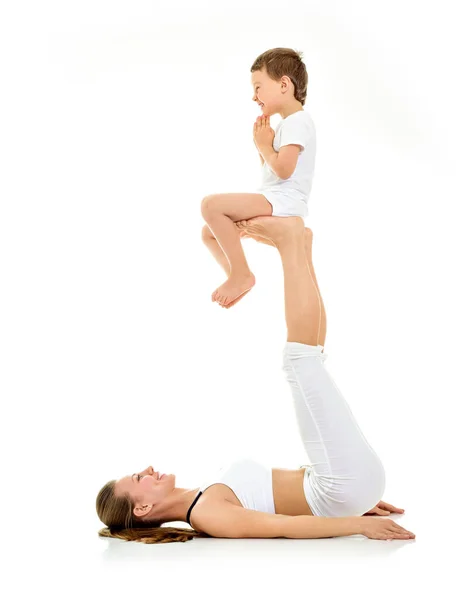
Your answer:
[251,47,308,105]
[96,480,210,544]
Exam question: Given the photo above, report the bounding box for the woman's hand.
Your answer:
[360,517,415,541]
[362,500,405,516]
[253,115,275,151]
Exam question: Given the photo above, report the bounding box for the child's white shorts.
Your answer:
[260,190,309,218]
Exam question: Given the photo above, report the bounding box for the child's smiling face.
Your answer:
[251,68,278,116]
[251,67,296,117]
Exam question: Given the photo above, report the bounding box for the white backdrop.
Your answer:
[1,1,469,598]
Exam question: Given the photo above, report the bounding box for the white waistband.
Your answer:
[283,341,327,360]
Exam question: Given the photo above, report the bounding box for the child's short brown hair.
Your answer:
[251,48,308,105]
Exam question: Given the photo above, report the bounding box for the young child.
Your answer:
[201,48,316,308]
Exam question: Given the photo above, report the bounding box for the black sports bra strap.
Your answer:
[186,490,203,526]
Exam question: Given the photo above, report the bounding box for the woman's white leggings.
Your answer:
[283,342,386,518]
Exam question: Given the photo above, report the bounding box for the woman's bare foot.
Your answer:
[236,220,313,252]
[236,221,276,247]
[212,272,256,306]
[236,216,305,247]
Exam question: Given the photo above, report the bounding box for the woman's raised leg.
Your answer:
[236,216,325,345]
[237,216,385,518]
[233,222,327,331]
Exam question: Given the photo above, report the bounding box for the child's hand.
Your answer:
[253,115,275,151]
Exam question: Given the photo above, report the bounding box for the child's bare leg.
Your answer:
[215,221,272,309]
[201,224,231,277]
[201,225,251,308]
[200,193,272,306]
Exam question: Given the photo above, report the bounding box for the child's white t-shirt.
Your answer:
[256,109,316,210]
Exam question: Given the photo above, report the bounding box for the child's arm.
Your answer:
[259,151,265,166]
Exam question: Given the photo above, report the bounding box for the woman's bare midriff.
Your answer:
[272,467,314,516]
[194,467,314,521]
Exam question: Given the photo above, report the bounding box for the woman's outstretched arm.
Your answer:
[195,501,414,541]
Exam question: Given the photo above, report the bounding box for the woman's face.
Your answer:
[114,466,176,512]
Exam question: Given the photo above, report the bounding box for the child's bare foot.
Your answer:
[222,289,251,309]
[236,216,305,246]
[212,272,256,306]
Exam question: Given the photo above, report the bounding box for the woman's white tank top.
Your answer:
[186,457,275,527]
